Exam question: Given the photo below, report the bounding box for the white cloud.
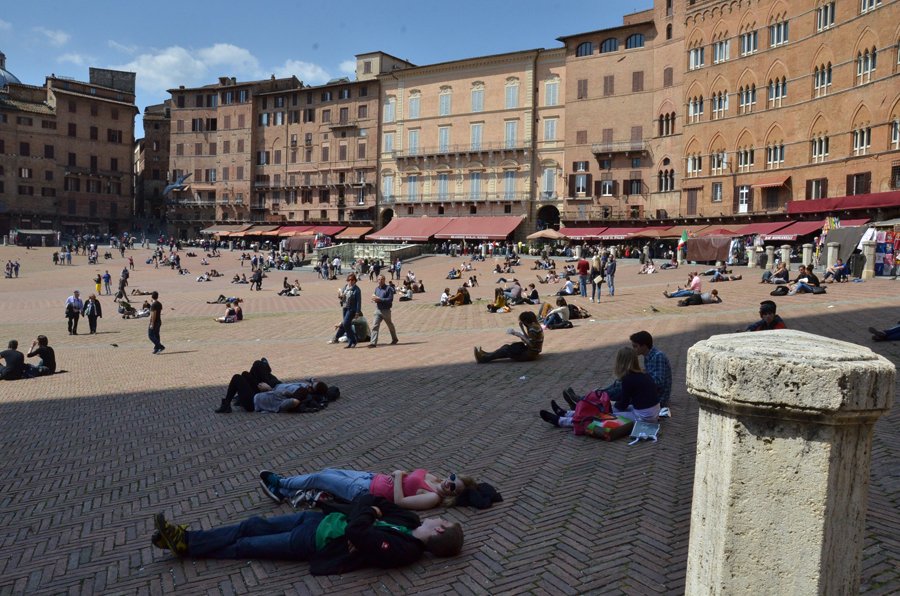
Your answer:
[197,44,259,71]
[338,59,357,76]
[108,40,137,55]
[0,19,12,32]
[33,27,70,47]
[58,53,90,66]
[271,59,331,85]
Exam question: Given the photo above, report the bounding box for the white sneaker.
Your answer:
[590,298,594,302]
[659,407,671,418]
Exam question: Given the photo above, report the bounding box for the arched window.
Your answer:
[626,34,645,49]
[600,38,619,53]
[666,24,673,40]
[576,41,593,57]
[856,47,877,84]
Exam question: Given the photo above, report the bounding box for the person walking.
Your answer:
[83,294,103,334]
[102,270,112,295]
[368,275,399,348]
[64,290,83,335]
[94,273,102,296]
[148,290,165,354]
[333,274,361,348]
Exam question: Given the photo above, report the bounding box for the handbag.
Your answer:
[593,275,605,285]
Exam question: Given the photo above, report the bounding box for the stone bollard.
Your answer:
[802,243,813,268]
[745,246,756,268]
[826,242,840,271]
[575,244,582,259]
[765,245,775,271]
[685,331,894,595]
[861,241,876,280]
[642,244,650,262]
[780,245,792,270]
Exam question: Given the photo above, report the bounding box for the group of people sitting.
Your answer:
[231,273,250,284]
[0,336,56,380]
[278,277,303,296]
[196,270,222,282]
[214,299,244,324]
[702,265,742,283]
[532,257,557,270]
[439,286,473,307]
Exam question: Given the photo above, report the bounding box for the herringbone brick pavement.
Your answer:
[0,246,897,594]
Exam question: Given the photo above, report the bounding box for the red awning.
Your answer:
[786,191,900,214]
[763,220,826,242]
[699,227,744,237]
[367,217,454,242]
[627,226,674,239]
[751,175,791,189]
[335,226,373,240]
[559,226,609,240]
[595,227,647,240]
[733,221,792,236]
[839,218,870,226]
[307,225,346,236]
[659,224,711,239]
[433,216,524,240]
[279,225,315,236]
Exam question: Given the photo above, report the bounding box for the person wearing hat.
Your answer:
[743,300,787,332]
[64,290,83,335]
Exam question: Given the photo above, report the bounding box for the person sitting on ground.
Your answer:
[178,267,191,275]
[486,288,509,313]
[439,288,451,307]
[503,279,523,304]
[214,301,242,323]
[411,280,426,293]
[0,339,26,381]
[741,300,787,332]
[555,277,575,296]
[492,264,503,274]
[398,286,414,302]
[760,262,790,284]
[465,275,479,288]
[663,272,701,298]
[822,259,848,283]
[25,335,56,377]
[448,286,472,306]
[151,493,464,573]
[258,467,477,511]
[869,321,900,342]
[660,257,679,270]
[678,289,721,306]
[233,274,249,284]
[787,264,820,295]
[525,283,540,304]
[638,261,657,274]
[231,274,241,283]
[475,311,543,363]
[329,313,371,345]
[200,257,209,266]
[541,297,570,328]
[541,346,660,426]
[447,268,461,280]
[196,272,211,282]
[208,269,222,278]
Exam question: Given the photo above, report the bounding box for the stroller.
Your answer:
[118,300,138,319]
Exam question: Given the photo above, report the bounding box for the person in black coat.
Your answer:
[151,493,463,575]
[215,358,281,413]
[83,294,103,334]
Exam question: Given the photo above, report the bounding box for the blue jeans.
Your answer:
[339,309,357,345]
[279,469,374,502]
[148,326,163,350]
[578,275,588,297]
[668,289,693,298]
[186,511,322,560]
[882,325,900,341]
[792,282,814,294]
[544,313,563,326]
[606,274,615,296]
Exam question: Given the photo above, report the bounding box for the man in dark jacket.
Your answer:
[152,494,463,575]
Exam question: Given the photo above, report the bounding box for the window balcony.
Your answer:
[591,140,648,155]
[394,141,529,160]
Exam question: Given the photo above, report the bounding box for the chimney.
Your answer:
[0,52,6,70]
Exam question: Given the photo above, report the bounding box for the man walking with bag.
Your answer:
[369,275,399,348]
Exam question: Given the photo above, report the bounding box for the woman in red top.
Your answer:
[258,468,475,510]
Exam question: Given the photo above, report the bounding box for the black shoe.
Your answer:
[258,470,285,503]
[563,387,579,410]
[214,403,232,413]
[539,410,560,427]
[551,400,567,417]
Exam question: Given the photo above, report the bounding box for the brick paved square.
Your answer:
[0,245,897,593]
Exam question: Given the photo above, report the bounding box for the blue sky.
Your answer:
[1,0,649,136]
